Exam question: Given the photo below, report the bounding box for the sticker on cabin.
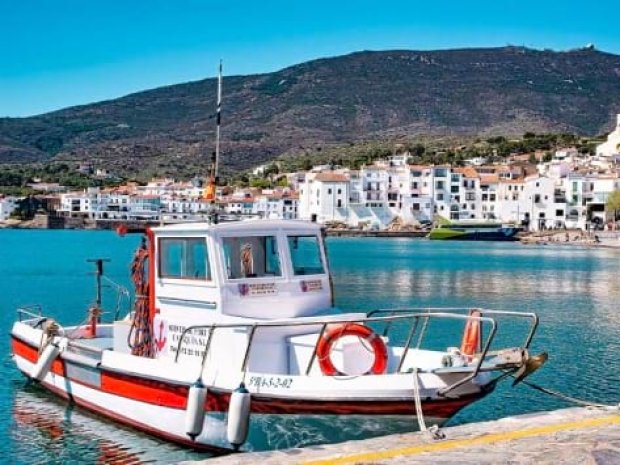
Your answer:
[238,282,278,297]
[167,323,210,359]
[300,279,323,292]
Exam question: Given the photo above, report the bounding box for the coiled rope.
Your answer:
[38,320,60,355]
[127,238,154,357]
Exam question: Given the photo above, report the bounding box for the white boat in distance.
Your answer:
[11,219,545,453]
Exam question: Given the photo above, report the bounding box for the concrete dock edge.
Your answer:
[182,406,620,465]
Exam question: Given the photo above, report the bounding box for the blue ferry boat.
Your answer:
[429,221,521,241]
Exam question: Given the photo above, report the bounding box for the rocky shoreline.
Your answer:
[520,230,620,248]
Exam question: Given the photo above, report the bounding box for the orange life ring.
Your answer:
[461,310,482,357]
[316,323,388,376]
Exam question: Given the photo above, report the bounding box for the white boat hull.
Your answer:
[12,332,485,452]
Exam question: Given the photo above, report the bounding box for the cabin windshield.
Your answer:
[159,237,210,280]
[287,235,325,275]
[223,236,282,279]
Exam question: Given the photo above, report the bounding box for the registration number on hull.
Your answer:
[247,375,293,389]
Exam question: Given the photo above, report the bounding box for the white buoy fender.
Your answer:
[185,380,208,440]
[31,342,61,382]
[226,383,251,449]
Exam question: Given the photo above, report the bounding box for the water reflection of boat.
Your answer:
[429,221,521,241]
[10,219,544,452]
[12,387,192,464]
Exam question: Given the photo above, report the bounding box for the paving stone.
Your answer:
[592,448,620,465]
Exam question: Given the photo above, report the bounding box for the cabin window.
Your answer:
[223,236,281,279]
[159,238,210,280]
[288,235,325,275]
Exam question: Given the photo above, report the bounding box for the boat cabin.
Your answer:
[152,219,332,319]
[114,220,345,371]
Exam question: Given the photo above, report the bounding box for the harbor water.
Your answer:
[1,229,619,463]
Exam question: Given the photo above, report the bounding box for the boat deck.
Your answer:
[77,337,113,351]
[190,406,620,465]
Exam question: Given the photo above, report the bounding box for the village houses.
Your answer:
[2,114,620,231]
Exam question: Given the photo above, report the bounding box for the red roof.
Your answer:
[314,173,348,182]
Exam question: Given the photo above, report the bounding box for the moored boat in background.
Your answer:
[429,221,522,241]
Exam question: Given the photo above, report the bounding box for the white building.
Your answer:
[479,174,500,220]
[254,192,299,220]
[299,172,349,223]
[401,165,433,223]
[59,188,98,217]
[59,188,161,221]
[587,175,620,226]
[523,176,567,230]
[360,166,389,208]
[562,174,594,230]
[0,196,18,221]
[137,179,203,201]
[596,114,620,158]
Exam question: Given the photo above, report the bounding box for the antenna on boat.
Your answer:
[85,258,109,337]
[204,60,222,205]
[87,258,110,309]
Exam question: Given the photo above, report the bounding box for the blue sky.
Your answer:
[1,0,619,117]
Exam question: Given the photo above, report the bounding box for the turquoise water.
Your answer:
[1,230,619,463]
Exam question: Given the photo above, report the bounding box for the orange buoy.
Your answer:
[116,224,128,236]
[316,323,388,376]
[461,309,482,357]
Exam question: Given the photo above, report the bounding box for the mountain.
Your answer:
[2,46,620,176]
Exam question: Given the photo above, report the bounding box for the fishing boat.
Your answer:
[429,221,522,241]
[10,218,546,452]
[10,64,545,453]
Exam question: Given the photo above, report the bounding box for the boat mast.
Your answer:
[214,59,222,186]
[204,60,222,203]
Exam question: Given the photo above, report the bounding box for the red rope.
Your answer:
[128,238,154,357]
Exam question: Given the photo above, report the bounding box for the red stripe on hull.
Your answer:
[12,335,485,418]
[12,336,66,377]
[101,370,189,409]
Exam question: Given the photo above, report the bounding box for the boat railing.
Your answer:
[169,309,539,394]
[367,307,538,350]
[16,305,44,323]
[366,307,538,395]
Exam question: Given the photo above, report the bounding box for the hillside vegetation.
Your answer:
[1,46,620,177]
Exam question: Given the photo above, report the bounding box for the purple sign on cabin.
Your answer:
[238,283,249,296]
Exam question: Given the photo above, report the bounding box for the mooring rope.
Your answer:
[412,368,446,440]
[518,378,618,410]
[412,368,427,432]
